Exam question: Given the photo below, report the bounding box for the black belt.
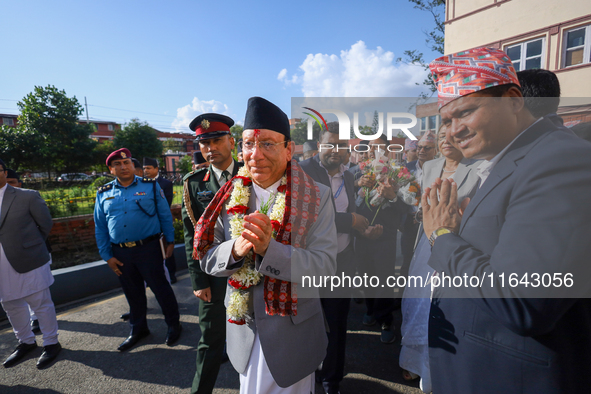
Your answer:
[112,233,161,248]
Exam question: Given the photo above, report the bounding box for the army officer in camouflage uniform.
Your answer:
[182,113,242,394]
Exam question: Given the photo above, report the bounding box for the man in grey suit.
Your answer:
[195,97,337,392]
[0,158,62,369]
[423,48,591,393]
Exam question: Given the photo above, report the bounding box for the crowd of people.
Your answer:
[1,46,591,394]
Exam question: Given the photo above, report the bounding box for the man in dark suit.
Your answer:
[300,122,369,394]
[423,47,591,393]
[144,158,174,206]
[144,157,176,283]
[182,113,241,394]
[0,158,62,369]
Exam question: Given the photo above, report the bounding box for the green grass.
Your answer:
[38,184,185,219]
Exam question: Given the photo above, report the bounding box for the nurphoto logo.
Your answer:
[303,106,417,153]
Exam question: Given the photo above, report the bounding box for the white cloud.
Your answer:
[283,41,426,97]
[277,68,287,81]
[172,97,231,133]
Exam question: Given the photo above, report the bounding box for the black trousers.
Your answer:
[164,254,177,279]
[319,297,351,391]
[318,246,354,391]
[113,239,180,334]
[357,233,398,326]
[191,275,227,394]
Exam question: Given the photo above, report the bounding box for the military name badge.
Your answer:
[197,190,214,202]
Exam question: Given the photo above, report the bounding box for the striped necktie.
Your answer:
[220,170,230,185]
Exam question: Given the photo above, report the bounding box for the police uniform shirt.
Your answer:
[94,176,175,261]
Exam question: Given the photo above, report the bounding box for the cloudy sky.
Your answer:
[1,0,441,134]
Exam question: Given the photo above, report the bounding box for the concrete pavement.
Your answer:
[0,270,422,394]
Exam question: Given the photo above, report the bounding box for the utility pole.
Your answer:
[84,96,89,121]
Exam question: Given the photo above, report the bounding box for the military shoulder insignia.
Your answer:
[98,183,113,193]
[183,167,207,181]
[141,177,156,182]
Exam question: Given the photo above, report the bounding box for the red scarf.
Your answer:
[193,160,321,316]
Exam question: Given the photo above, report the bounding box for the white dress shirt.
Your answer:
[319,162,350,253]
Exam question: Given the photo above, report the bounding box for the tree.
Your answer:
[11,85,97,175]
[176,154,193,175]
[290,120,321,145]
[398,0,446,97]
[230,125,244,142]
[0,125,44,171]
[113,119,163,162]
[372,110,380,134]
[91,140,115,173]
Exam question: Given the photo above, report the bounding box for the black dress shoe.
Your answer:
[165,323,182,346]
[3,342,38,368]
[117,330,150,352]
[120,312,131,321]
[31,319,41,335]
[36,343,62,369]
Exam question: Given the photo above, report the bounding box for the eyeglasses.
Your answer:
[241,141,286,153]
[417,146,434,152]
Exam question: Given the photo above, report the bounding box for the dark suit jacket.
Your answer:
[405,160,418,174]
[300,155,356,235]
[427,115,591,393]
[157,176,174,207]
[0,185,53,273]
[181,161,242,291]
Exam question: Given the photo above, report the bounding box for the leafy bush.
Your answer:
[173,219,184,244]
[91,176,114,189]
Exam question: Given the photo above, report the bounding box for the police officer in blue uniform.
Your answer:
[94,148,182,351]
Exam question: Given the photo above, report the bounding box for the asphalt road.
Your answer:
[0,269,422,394]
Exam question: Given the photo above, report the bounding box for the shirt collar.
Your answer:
[319,160,346,178]
[114,176,139,187]
[211,160,235,182]
[476,118,542,184]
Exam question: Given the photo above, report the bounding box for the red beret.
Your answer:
[106,148,132,166]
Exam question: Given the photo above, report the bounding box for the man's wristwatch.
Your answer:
[429,227,455,247]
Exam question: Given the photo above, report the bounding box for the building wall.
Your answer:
[445,0,591,98]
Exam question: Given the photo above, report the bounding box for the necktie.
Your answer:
[221,171,230,185]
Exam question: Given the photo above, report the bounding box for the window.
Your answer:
[506,38,545,71]
[420,117,427,131]
[108,124,114,131]
[428,115,438,131]
[2,117,14,126]
[564,25,591,67]
[420,116,439,132]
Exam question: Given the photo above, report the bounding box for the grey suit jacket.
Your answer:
[0,185,53,273]
[416,157,481,248]
[200,182,337,387]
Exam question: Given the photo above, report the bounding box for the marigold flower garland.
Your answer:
[226,166,287,325]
